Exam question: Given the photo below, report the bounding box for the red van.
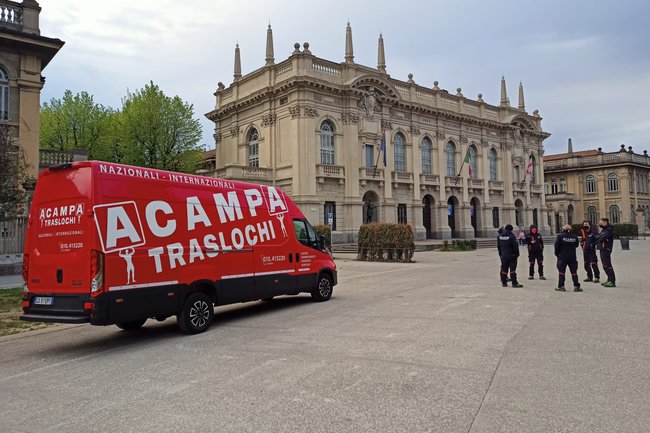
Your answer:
[21,161,336,334]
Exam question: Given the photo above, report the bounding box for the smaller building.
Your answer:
[544,139,650,233]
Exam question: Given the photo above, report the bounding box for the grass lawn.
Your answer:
[0,287,54,336]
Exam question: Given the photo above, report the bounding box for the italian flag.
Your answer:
[464,148,472,178]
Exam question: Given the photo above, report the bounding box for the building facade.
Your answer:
[544,139,650,233]
[0,0,63,179]
[206,24,551,242]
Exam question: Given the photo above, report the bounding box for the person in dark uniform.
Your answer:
[580,220,601,283]
[497,224,523,288]
[597,217,616,287]
[525,224,545,280]
[554,224,581,292]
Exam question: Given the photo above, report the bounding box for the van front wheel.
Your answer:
[178,293,214,334]
[311,273,333,302]
[116,318,146,331]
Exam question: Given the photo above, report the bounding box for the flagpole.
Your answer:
[372,131,384,177]
[455,147,470,185]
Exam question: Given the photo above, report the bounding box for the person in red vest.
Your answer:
[580,220,601,283]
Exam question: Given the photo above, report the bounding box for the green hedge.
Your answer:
[357,223,415,262]
[569,223,637,239]
[440,239,477,251]
[313,224,332,247]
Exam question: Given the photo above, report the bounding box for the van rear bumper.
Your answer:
[20,313,90,324]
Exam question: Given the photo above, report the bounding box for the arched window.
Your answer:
[488,148,497,181]
[608,173,618,192]
[247,129,259,167]
[585,175,596,193]
[610,205,620,224]
[587,206,598,224]
[421,137,432,174]
[468,145,478,179]
[529,154,537,184]
[445,142,456,177]
[320,121,335,165]
[394,132,406,172]
[0,65,8,121]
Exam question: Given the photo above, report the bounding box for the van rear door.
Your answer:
[22,164,94,322]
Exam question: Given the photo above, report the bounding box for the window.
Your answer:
[551,182,558,194]
[469,145,478,179]
[587,206,598,224]
[532,208,538,227]
[365,144,375,168]
[445,142,456,176]
[514,165,521,183]
[397,204,407,224]
[324,201,336,231]
[610,205,620,224]
[394,133,406,172]
[421,137,432,174]
[529,155,537,184]
[293,218,317,249]
[488,148,497,181]
[560,179,566,192]
[320,121,335,165]
[0,65,8,121]
[585,175,596,193]
[247,129,259,167]
[544,183,550,195]
[492,207,500,228]
[607,173,618,192]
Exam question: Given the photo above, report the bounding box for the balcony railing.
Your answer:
[392,171,413,184]
[0,1,23,29]
[545,151,650,171]
[316,164,345,182]
[469,178,484,188]
[359,167,384,181]
[489,180,504,190]
[419,174,440,185]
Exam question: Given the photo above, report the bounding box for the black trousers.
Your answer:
[583,251,600,280]
[500,256,519,284]
[528,251,544,277]
[557,258,580,288]
[600,250,616,283]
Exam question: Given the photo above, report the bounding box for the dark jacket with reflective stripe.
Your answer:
[554,232,579,261]
[497,230,519,258]
[597,225,614,252]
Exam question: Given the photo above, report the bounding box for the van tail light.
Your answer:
[90,250,104,297]
[22,254,29,294]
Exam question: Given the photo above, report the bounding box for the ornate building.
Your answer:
[544,139,650,233]
[206,24,551,242]
[0,0,64,179]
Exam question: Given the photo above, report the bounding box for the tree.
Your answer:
[40,90,116,159]
[0,125,30,221]
[119,82,203,172]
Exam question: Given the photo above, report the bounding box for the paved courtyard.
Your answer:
[0,241,648,433]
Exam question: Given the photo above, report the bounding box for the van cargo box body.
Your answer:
[21,161,336,333]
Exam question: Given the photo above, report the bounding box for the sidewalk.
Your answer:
[0,274,21,289]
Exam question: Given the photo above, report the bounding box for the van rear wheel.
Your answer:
[178,293,214,334]
[116,318,147,331]
[311,273,333,302]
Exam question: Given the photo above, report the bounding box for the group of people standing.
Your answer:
[496,218,617,291]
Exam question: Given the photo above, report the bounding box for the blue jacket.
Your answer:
[597,225,614,252]
[497,230,519,258]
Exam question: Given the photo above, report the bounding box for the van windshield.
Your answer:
[293,218,318,249]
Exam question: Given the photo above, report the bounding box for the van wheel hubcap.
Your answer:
[319,278,331,297]
[189,300,211,328]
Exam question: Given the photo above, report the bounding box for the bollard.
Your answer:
[620,238,630,250]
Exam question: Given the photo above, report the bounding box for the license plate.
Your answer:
[33,296,54,306]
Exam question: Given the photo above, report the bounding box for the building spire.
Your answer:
[377,32,386,74]
[568,138,573,154]
[518,81,525,111]
[500,75,510,107]
[344,22,354,64]
[233,43,241,81]
[265,24,274,66]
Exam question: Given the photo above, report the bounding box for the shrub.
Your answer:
[313,224,332,247]
[357,223,415,262]
[439,239,476,252]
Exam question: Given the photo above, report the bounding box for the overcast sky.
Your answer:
[38,0,650,155]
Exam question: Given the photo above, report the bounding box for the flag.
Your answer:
[525,158,534,182]
[380,133,387,167]
[463,148,472,178]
